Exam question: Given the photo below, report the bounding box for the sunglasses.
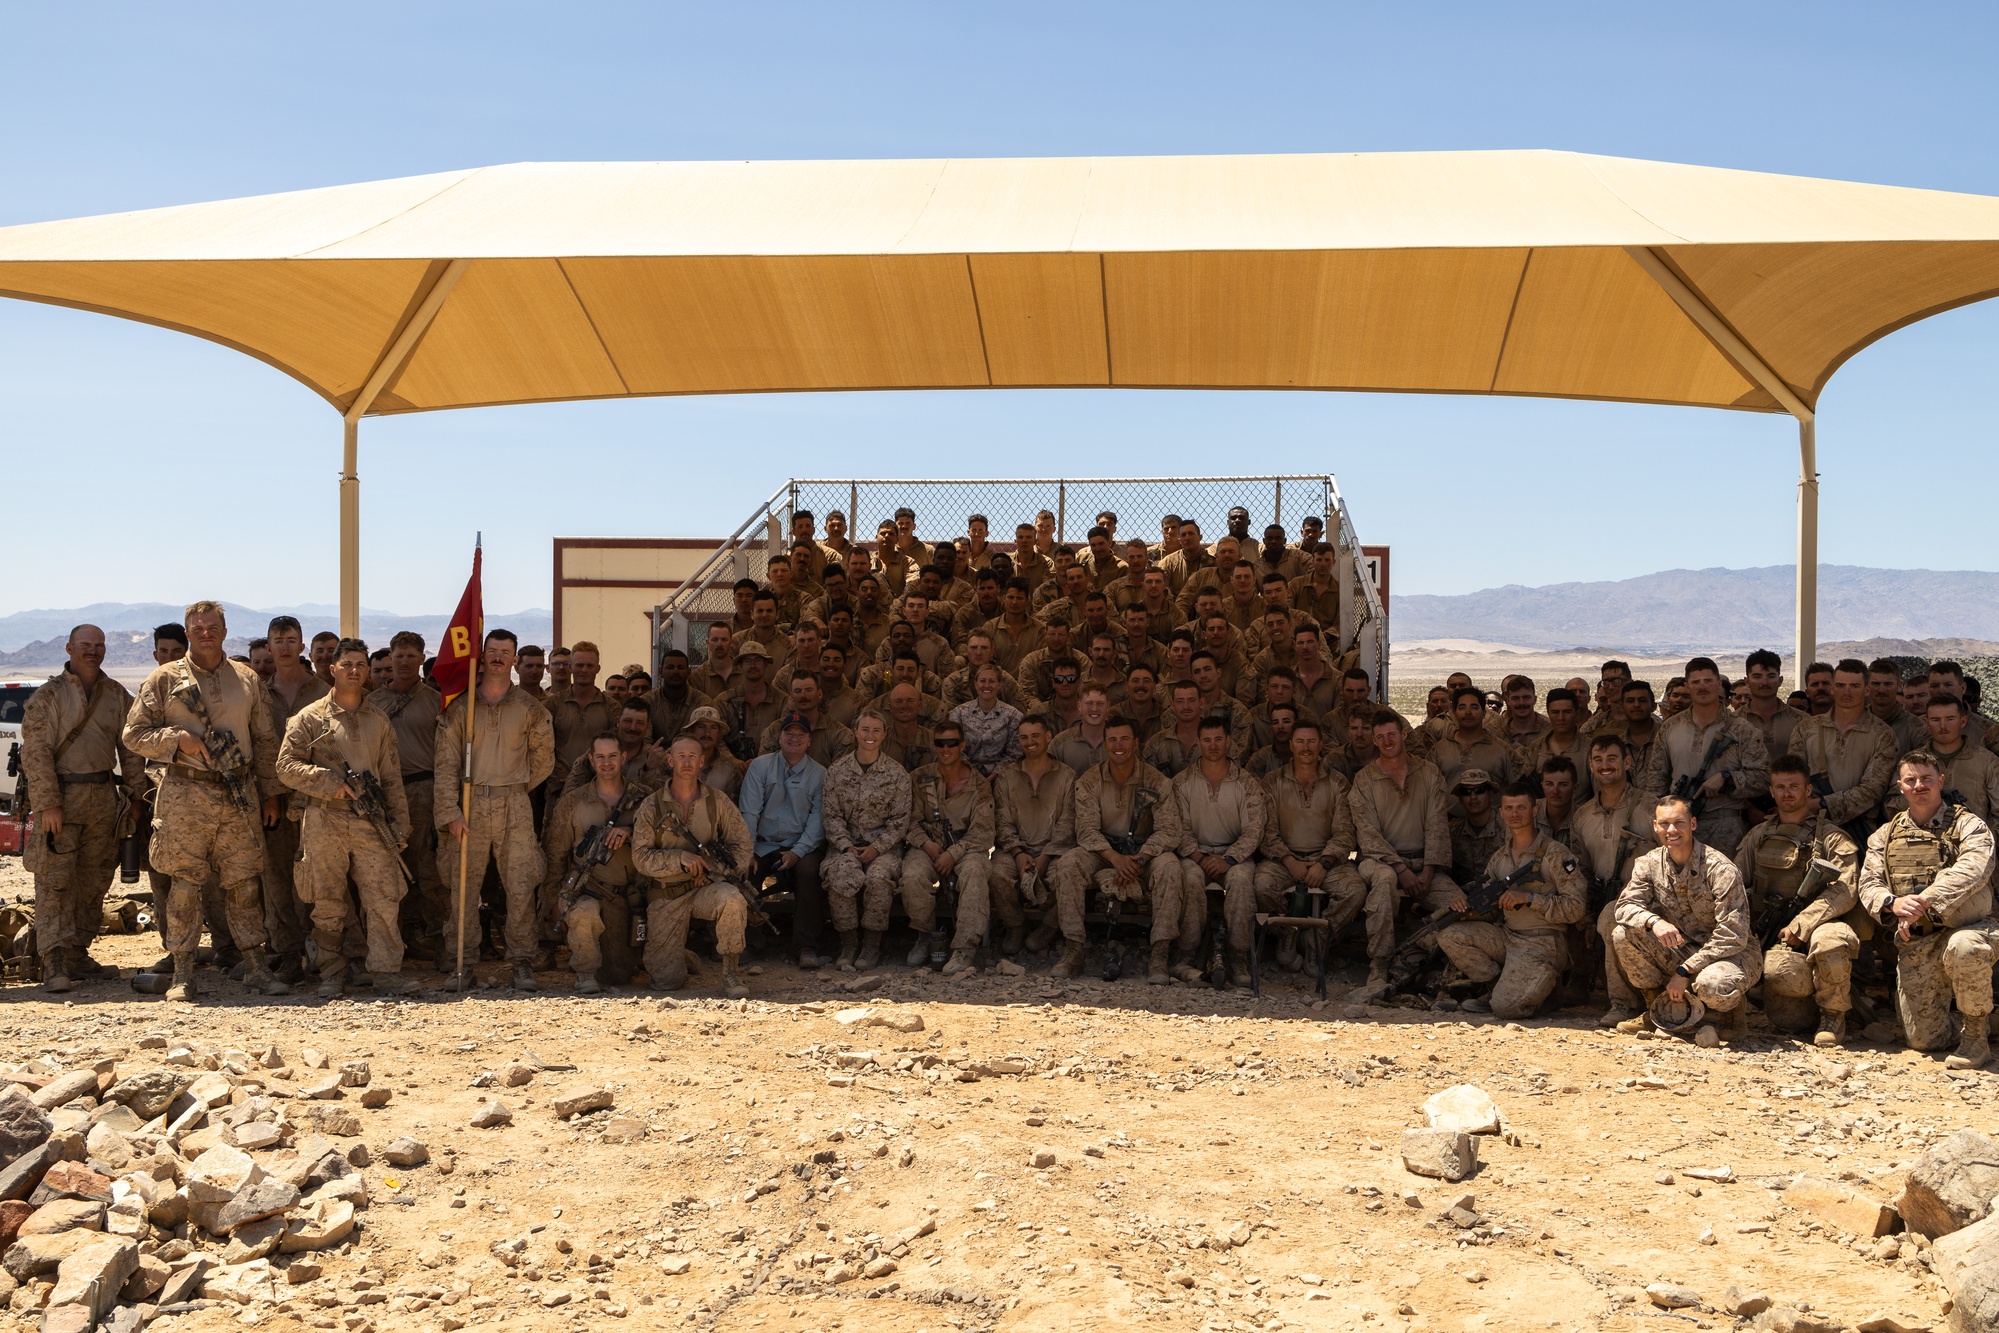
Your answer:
[934,738,963,747]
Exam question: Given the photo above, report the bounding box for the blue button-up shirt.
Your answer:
[739,750,826,857]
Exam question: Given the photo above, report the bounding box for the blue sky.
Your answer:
[3,2,1996,615]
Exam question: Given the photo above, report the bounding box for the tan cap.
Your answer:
[1452,768,1496,792]
[735,639,773,660]
[678,705,724,733]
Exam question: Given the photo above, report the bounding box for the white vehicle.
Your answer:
[2,680,35,850]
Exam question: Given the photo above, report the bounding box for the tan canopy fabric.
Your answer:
[5,150,1999,417]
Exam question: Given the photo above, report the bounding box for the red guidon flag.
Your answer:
[433,538,483,708]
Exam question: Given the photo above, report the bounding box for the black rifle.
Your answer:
[657,799,759,923]
[1386,861,1546,994]
[1099,786,1160,981]
[914,777,958,967]
[168,679,255,814]
[1673,733,1737,819]
[1562,829,1637,1008]
[1755,854,1844,951]
[4,742,24,820]
[340,762,416,888]
[555,785,646,917]
[725,697,758,763]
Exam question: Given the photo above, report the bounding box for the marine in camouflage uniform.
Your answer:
[1859,753,1997,1067]
[259,652,329,975]
[1173,722,1269,987]
[991,723,1078,958]
[18,631,141,989]
[1252,724,1372,984]
[1612,799,1762,1036]
[820,715,915,970]
[122,604,291,1000]
[1438,793,1588,1020]
[1053,731,1183,981]
[276,653,416,995]
[900,747,995,977]
[543,737,655,993]
[373,638,445,947]
[630,740,757,996]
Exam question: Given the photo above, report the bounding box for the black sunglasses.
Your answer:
[934,738,963,746]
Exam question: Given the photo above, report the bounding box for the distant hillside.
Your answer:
[1390,566,1999,650]
[0,603,553,668]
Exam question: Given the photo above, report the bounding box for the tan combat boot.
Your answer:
[1597,1002,1640,1029]
[940,949,975,978]
[312,929,346,998]
[1946,1018,1991,1070]
[371,971,421,996]
[1051,941,1086,979]
[1147,940,1172,986]
[1227,949,1252,988]
[835,930,860,972]
[1352,956,1391,1004]
[1170,946,1204,984]
[241,947,291,996]
[1025,920,1060,954]
[721,954,749,1000]
[164,952,197,1003]
[1615,990,1660,1035]
[856,930,883,971]
[1813,1009,1846,1048]
[41,954,72,994]
[906,936,932,968]
[1274,928,1301,972]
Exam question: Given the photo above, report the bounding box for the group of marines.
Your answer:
[11,503,1994,1070]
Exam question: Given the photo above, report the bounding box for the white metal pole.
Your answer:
[1795,416,1819,679]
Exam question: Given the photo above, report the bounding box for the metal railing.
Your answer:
[653,475,1388,696]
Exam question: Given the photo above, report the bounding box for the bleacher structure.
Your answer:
[651,475,1388,696]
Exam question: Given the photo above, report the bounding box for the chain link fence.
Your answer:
[655,475,1388,695]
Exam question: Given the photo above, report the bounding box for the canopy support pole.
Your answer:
[337,257,470,635]
[1623,247,1818,675]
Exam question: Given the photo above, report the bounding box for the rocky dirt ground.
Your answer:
[1,857,1992,1333]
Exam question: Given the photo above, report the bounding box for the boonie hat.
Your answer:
[679,706,723,733]
[735,640,773,660]
[1452,768,1497,792]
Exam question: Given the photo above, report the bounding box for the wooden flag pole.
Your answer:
[453,534,483,990]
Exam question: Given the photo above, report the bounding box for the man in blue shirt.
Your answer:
[740,714,829,968]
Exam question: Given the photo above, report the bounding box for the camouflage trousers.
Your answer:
[1170,857,1255,952]
[1253,861,1375,957]
[1893,920,1997,1051]
[438,785,544,965]
[29,781,120,957]
[1052,849,1184,944]
[1613,924,1760,1010]
[988,850,1059,934]
[561,889,638,984]
[1357,861,1461,960]
[1762,920,1859,1014]
[1439,922,1569,1019]
[300,804,408,975]
[1597,901,1639,1010]
[400,778,447,939]
[262,815,309,959]
[151,777,269,953]
[898,847,990,949]
[822,847,902,933]
[643,881,747,987]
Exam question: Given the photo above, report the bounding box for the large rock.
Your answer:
[119,1253,171,1303]
[155,1254,212,1306]
[1400,1128,1478,1182]
[18,1200,104,1237]
[2,1227,99,1281]
[0,1199,31,1248]
[1897,1128,1999,1241]
[30,1072,101,1112]
[212,1177,299,1234]
[550,1085,614,1118]
[102,1070,193,1121]
[0,1141,57,1203]
[1786,1173,1896,1238]
[221,1215,286,1263]
[0,1098,52,1165]
[29,1162,112,1206]
[200,1258,281,1305]
[1932,1208,1999,1332]
[1422,1085,1502,1135]
[47,1234,138,1322]
[280,1199,354,1252]
[381,1137,428,1168]
[83,1123,132,1172]
[184,1145,261,1204]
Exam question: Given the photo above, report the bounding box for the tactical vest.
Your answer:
[1752,823,1813,903]
[1883,808,1962,898]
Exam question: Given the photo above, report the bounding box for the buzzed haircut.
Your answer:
[1263,665,1297,684]
[1261,572,1287,587]
[1927,694,1967,716]
[1900,749,1942,776]
[1086,524,1110,542]
[336,637,369,658]
[1600,659,1632,676]
[1197,714,1231,736]
[518,645,544,658]
[154,623,188,647]
[1805,660,1835,680]
[484,628,518,648]
[1125,664,1156,682]
[247,637,269,653]
[1005,576,1031,595]
[1170,680,1201,697]
[1684,656,1720,678]
[1588,733,1630,757]
[1289,717,1320,736]
[181,600,225,627]
[1866,657,1902,678]
[1546,688,1578,708]
[975,568,999,586]
[1104,713,1136,736]
[1932,659,1966,682]
[1500,780,1540,802]
[571,640,599,655]
[1745,648,1781,674]
[1342,666,1370,684]
[1835,657,1868,677]
[1538,754,1576,780]
[1770,753,1811,779]
[751,590,777,606]
[1167,628,1196,648]
[1624,679,1655,700]
[267,615,302,638]
[733,577,759,593]
[1451,685,1485,709]
[659,649,688,663]
[1295,621,1323,638]
[389,631,424,653]
[311,630,339,647]
[1017,713,1052,735]
[1189,650,1218,669]
[621,698,651,715]
[369,647,391,663]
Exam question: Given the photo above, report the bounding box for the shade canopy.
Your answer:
[5,150,1999,417]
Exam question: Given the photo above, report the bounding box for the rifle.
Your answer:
[656,798,760,923]
[725,698,757,763]
[168,679,256,814]
[915,778,956,968]
[1755,853,1845,951]
[4,742,23,819]
[1807,772,1875,849]
[555,784,646,917]
[339,762,416,889]
[1099,786,1161,981]
[1385,860,1546,994]
[1672,733,1737,818]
